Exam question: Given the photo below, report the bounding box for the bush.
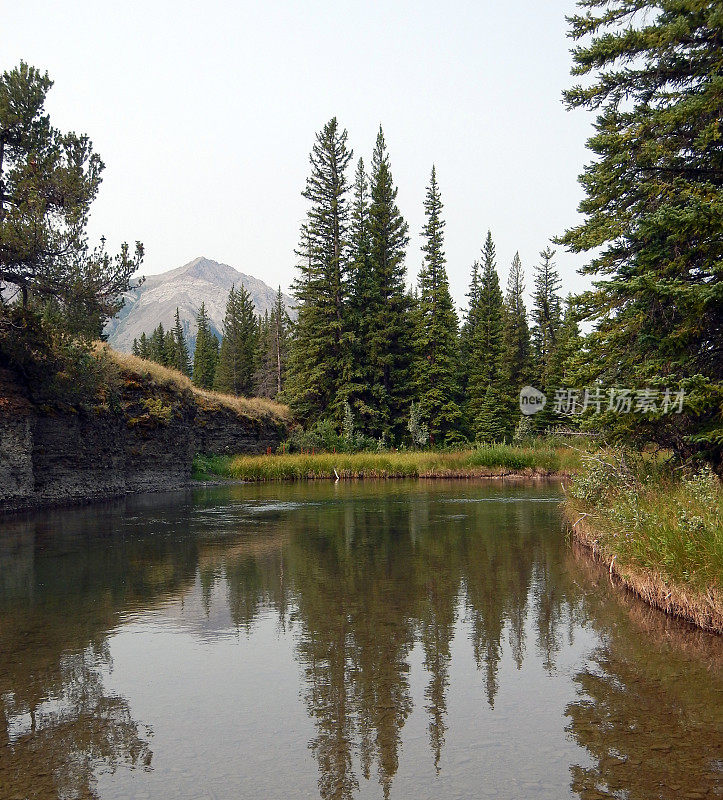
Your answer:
[281,419,379,454]
[0,306,120,408]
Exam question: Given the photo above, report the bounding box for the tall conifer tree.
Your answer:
[531,247,562,391]
[530,247,563,431]
[271,288,290,398]
[138,332,149,360]
[366,126,411,440]
[255,311,275,398]
[502,252,532,392]
[286,118,352,424]
[559,0,723,463]
[149,323,166,364]
[413,167,462,443]
[466,232,508,440]
[192,301,218,390]
[459,259,481,397]
[254,294,289,400]
[171,307,191,376]
[214,284,258,396]
[344,157,376,426]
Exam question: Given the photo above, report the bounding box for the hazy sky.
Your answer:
[4,0,595,310]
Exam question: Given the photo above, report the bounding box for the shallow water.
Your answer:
[0,480,720,800]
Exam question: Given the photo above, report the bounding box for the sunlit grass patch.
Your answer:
[193,446,580,482]
[101,345,290,422]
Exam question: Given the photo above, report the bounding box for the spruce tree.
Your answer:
[344,157,376,427]
[530,247,563,431]
[459,259,481,397]
[286,118,352,424]
[271,287,290,397]
[466,232,509,440]
[214,284,258,396]
[531,247,562,391]
[192,301,219,390]
[138,331,149,360]
[413,166,462,444]
[365,126,411,440]
[559,0,723,464]
[475,386,510,443]
[163,329,175,367]
[254,311,275,398]
[149,323,166,364]
[502,252,532,392]
[132,338,140,357]
[171,307,191,375]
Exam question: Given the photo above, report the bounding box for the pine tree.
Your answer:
[214,284,258,396]
[0,62,143,335]
[149,323,166,364]
[344,157,376,427]
[286,118,353,424]
[254,301,289,400]
[502,252,532,392]
[413,166,462,444]
[163,329,175,367]
[254,311,275,398]
[559,0,723,464]
[365,126,411,440]
[475,386,510,443]
[271,287,290,397]
[459,259,480,396]
[138,331,149,360]
[531,247,562,392]
[171,307,191,375]
[132,338,140,357]
[192,301,219,390]
[466,232,509,440]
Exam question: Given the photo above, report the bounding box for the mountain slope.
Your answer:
[105,257,294,352]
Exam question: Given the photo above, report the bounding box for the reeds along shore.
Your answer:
[567,513,722,634]
[564,455,723,635]
[192,446,582,481]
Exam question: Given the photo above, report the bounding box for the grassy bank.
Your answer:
[565,451,723,633]
[107,348,290,424]
[193,445,581,481]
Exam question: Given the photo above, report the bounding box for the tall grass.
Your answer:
[567,450,723,594]
[102,345,290,422]
[193,445,580,482]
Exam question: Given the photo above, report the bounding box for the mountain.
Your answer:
[105,256,294,353]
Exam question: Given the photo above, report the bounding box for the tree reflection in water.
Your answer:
[0,483,719,800]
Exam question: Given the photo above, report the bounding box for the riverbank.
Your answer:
[564,452,722,634]
[192,445,582,481]
[0,349,289,514]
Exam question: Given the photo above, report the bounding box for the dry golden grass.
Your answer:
[193,446,579,482]
[568,513,723,634]
[99,345,291,423]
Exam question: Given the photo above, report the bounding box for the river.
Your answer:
[0,480,720,799]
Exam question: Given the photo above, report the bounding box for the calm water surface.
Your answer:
[0,480,720,800]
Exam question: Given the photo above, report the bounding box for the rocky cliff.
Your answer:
[0,359,288,514]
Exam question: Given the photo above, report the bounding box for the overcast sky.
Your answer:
[4,0,595,310]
